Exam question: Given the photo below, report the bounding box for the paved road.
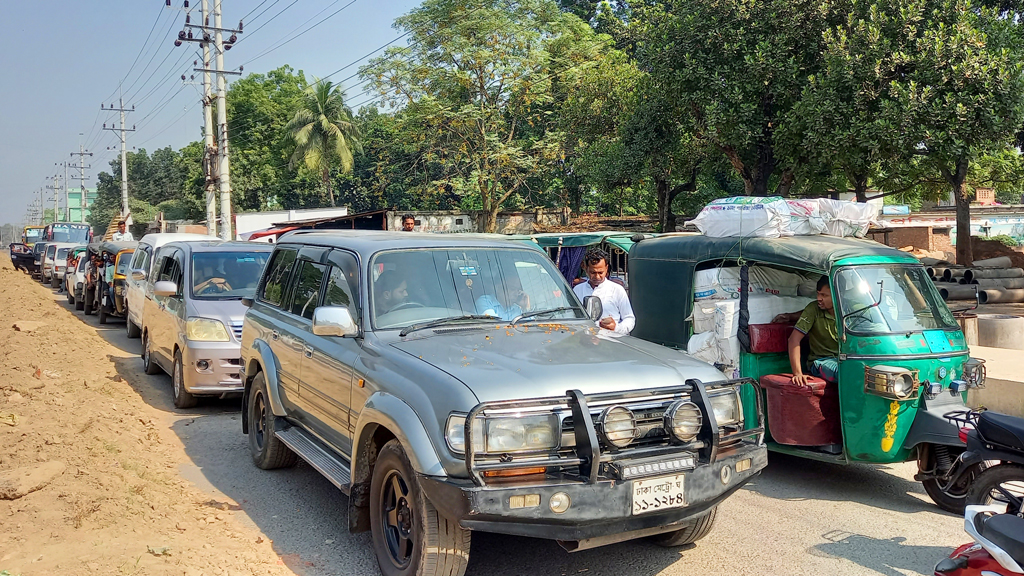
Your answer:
[54,291,967,576]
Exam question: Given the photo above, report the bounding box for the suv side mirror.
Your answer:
[131,269,147,282]
[153,280,178,297]
[312,306,359,338]
[583,295,603,321]
[241,297,254,308]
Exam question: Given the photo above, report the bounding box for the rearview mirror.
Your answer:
[131,269,146,282]
[241,297,254,308]
[153,280,178,297]
[312,306,359,337]
[582,296,603,321]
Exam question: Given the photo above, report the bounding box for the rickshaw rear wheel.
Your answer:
[649,506,718,547]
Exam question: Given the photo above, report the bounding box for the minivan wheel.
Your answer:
[649,506,718,547]
[370,439,471,576]
[142,333,161,375]
[172,350,198,409]
[50,274,59,289]
[75,294,84,311]
[126,315,140,339]
[247,372,297,470]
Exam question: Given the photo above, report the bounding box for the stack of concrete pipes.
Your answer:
[929,256,1024,303]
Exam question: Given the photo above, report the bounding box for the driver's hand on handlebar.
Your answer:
[790,373,813,387]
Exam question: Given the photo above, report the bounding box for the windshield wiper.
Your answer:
[399,315,501,337]
[511,307,578,326]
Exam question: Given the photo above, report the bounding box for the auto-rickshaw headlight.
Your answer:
[893,374,915,398]
[964,358,986,389]
[664,400,702,442]
[864,365,920,400]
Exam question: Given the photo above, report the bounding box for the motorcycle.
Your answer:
[943,409,1024,513]
[934,506,1024,575]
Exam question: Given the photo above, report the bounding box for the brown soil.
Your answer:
[0,256,293,576]
[970,237,1024,269]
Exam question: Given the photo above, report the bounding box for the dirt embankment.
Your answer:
[0,256,292,576]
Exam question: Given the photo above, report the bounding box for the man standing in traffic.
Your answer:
[400,215,416,232]
[772,276,838,385]
[112,221,134,241]
[573,248,635,335]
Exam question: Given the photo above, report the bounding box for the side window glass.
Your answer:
[325,251,359,319]
[140,247,152,275]
[260,248,297,307]
[156,256,171,282]
[289,261,327,320]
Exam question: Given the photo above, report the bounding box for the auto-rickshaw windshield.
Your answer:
[835,265,958,334]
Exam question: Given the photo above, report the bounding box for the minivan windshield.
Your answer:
[370,248,584,330]
[191,251,270,299]
[56,248,70,260]
[49,223,90,243]
[835,265,958,334]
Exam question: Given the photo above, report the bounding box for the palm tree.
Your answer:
[286,78,361,207]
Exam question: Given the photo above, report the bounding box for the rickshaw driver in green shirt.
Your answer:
[772,276,839,386]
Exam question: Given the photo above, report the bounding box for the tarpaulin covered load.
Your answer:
[687,197,878,239]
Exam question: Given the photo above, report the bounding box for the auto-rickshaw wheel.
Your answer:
[98,303,107,324]
[83,288,94,315]
[919,443,976,514]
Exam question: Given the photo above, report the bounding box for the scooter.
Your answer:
[943,409,1024,512]
[934,506,1024,575]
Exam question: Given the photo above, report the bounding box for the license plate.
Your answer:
[631,474,686,515]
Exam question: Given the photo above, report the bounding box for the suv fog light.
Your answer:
[195,359,210,371]
[598,406,636,448]
[664,400,702,442]
[549,492,571,514]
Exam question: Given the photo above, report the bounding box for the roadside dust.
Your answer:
[0,255,296,576]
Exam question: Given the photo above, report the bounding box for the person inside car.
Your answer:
[194,260,232,295]
[374,271,409,316]
[476,273,530,321]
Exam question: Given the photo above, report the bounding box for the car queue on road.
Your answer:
[8,223,1024,576]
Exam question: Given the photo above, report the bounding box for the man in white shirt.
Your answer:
[573,248,635,335]
[112,221,134,241]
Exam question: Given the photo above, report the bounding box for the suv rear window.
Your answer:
[260,247,297,307]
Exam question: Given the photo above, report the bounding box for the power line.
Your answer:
[121,14,181,100]
[238,0,360,67]
[120,6,170,89]
[231,0,300,47]
[240,0,273,23]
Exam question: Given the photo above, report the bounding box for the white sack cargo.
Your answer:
[747,295,814,325]
[714,299,740,339]
[786,199,827,236]
[692,301,718,333]
[818,198,878,238]
[797,273,821,297]
[717,336,742,367]
[687,331,721,365]
[694,266,801,300]
[688,197,793,238]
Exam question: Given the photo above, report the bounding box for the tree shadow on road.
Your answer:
[810,531,952,576]
[742,452,954,516]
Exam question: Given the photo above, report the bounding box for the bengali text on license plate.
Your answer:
[631,474,685,515]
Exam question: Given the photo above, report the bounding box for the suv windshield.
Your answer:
[836,265,958,334]
[191,251,270,299]
[371,248,583,329]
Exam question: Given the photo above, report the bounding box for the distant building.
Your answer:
[65,187,98,223]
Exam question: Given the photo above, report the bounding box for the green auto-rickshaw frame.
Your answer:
[628,234,986,511]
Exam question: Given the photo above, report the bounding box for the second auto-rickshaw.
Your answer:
[85,241,137,324]
[628,234,987,512]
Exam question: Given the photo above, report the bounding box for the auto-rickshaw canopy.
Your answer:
[98,240,138,256]
[629,234,920,348]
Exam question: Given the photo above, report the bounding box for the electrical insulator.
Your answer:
[185,14,190,23]
[229,34,237,43]
[178,30,186,40]
[183,0,189,7]
[198,42,204,49]
[187,30,193,39]
[181,74,186,81]
[203,32,211,42]
[190,75,194,80]
[224,44,232,50]
[174,39,182,47]
[239,65,244,72]
[100,104,104,109]
[194,60,198,66]
[238,20,243,31]
[102,123,106,128]
[165,0,170,5]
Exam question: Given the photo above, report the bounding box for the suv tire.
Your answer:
[142,332,162,375]
[172,350,199,409]
[247,372,298,469]
[370,439,471,576]
[75,294,84,311]
[126,315,140,338]
[649,506,718,547]
[50,274,59,289]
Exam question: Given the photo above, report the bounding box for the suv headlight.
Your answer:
[709,389,742,426]
[664,400,702,441]
[186,317,230,342]
[445,414,558,454]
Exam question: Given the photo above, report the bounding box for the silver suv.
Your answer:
[239,231,766,576]
[141,241,273,408]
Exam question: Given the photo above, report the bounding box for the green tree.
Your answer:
[362,0,566,232]
[285,77,361,207]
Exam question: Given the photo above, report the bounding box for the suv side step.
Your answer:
[275,424,352,495]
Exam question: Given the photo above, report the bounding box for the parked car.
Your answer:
[142,241,274,408]
[238,231,767,576]
[46,243,79,289]
[125,233,217,339]
[30,241,47,278]
[67,250,89,309]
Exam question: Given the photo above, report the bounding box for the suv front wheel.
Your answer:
[247,372,297,470]
[648,505,718,547]
[370,439,471,576]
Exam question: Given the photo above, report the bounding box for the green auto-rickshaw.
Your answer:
[628,234,987,512]
[526,231,650,287]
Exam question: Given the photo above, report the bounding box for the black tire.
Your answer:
[172,350,198,409]
[370,439,471,576]
[967,464,1024,514]
[126,315,140,338]
[142,332,162,375]
[75,295,84,311]
[83,290,93,315]
[247,372,298,470]
[50,274,59,289]
[66,286,74,304]
[649,506,718,547]
[98,302,108,324]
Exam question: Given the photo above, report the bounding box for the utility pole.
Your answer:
[102,88,135,218]
[45,176,60,223]
[71,146,93,224]
[63,161,69,221]
[174,0,240,239]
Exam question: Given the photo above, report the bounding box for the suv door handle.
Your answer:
[303,346,313,359]
[271,330,279,340]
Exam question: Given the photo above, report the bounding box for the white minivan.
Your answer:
[125,233,216,339]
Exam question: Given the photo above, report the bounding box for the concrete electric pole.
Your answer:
[174,0,240,239]
[71,146,93,223]
[45,176,60,223]
[102,89,135,218]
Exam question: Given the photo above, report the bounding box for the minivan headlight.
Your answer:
[445,414,558,454]
[709,389,742,426]
[186,317,230,342]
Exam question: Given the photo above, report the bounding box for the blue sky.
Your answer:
[0,0,421,225]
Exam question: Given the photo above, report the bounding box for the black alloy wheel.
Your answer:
[380,469,415,569]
